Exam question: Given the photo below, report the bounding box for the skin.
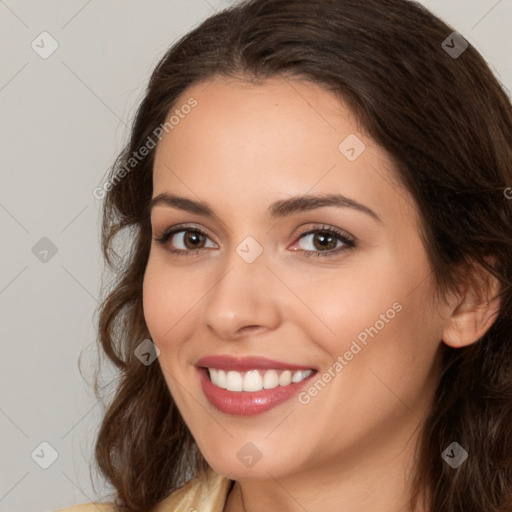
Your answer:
[142,76,501,512]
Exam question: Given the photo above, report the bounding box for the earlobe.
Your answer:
[442,263,502,349]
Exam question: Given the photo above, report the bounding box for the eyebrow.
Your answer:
[147,192,382,223]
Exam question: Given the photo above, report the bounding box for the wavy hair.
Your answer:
[91,0,512,510]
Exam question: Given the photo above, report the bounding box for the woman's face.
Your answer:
[143,76,447,480]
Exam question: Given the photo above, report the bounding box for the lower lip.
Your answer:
[197,367,316,416]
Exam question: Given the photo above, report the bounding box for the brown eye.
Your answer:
[154,226,217,256]
[311,231,338,251]
[292,226,356,258]
[181,231,207,249]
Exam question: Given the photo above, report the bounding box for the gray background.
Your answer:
[1,1,510,511]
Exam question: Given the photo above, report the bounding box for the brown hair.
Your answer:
[91,0,512,510]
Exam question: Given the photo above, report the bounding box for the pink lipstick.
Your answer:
[195,355,316,416]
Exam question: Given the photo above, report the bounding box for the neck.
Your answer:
[224,418,428,512]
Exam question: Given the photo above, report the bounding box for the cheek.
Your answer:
[142,260,200,404]
[142,258,200,344]
[288,257,405,349]
[302,250,439,368]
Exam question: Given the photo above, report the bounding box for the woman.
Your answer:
[57,0,512,510]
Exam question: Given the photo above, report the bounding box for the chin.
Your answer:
[200,444,305,481]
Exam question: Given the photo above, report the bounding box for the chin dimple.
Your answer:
[207,368,313,392]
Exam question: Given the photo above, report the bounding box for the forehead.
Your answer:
[155,75,357,167]
[151,76,411,224]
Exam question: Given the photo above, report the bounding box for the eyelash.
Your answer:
[153,224,356,259]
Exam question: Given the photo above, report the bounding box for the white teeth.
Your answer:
[291,370,303,383]
[217,369,227,388]
[226,370,243,391]
[278,370,292,386]
[292,369,313,382]
[263,369,279,389]
[207,368,313,392]
[242,370,263,392]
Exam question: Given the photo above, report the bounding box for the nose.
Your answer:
[201,251,282,341]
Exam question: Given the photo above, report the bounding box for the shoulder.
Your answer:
[52,503,115,512]
[151,467,234,512]
[51,469,233,512]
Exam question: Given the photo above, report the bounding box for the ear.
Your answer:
[442,258,502,348]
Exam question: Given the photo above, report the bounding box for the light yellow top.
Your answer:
[53,467,234,512]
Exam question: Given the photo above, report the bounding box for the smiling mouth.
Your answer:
[204,367,315,392]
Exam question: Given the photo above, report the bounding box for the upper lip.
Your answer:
[195,355,315,372]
